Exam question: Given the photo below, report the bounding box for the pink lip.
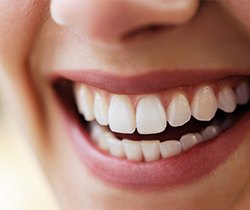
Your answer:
[50,69,250,94]
[63,104,250,190]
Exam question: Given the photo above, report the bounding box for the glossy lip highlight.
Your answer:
[52,72,250,191]
[65,102,250,190]
[49,69,250,94]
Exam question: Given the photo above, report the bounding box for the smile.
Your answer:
[51,70,250,189]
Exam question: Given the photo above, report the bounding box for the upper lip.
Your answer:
[49,68,250,94]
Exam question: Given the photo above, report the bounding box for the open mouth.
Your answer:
[54,75,250,160]
[51,72,250,188]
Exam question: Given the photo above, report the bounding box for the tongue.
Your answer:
[112,117,210,142]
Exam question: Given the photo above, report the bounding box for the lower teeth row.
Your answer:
[89,116,234,162]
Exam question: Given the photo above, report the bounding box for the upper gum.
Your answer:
[79,76,248,108]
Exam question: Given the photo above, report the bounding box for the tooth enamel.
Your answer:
[90,122,107,143]
[201,125,221,141]
[167,93,191,127]
[123,139,143,161]
[221,116,234,130]
[136,95,167,134]
[191,86,218,121]
[97,132,113,151]
[108,137,125,158]
[108,95,136,134]
[140,140,160,162]
[74,84,94,121]
[180,133,202,151]
[160,140,182,159]
[218,86,237,113]
[236,82,250,105]
[94,93,109,125]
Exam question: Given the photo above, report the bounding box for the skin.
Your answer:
[0,0,250,209]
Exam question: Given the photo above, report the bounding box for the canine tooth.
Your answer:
[123,139,143,161]
[236,82,250,105]
[167,93,191,127]
[160,140,182,159]
[218,86,236,113]
[109,95,136,134]
[94,93,109,125]
[191,86,218,121]
[141,141,160,162]
[74,84,94,121]
[108,137,125,158]
[201,125,221,141]
[180,133,202,151]
[136,95,167,134]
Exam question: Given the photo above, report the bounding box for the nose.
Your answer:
[50,0,200,44]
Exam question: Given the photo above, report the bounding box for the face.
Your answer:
[1,0,250,209]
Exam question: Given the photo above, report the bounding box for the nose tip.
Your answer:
[50,0,200,44]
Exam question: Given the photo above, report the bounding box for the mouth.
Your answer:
[51,70,250,189]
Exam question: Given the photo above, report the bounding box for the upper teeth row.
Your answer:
[74,81,250,135]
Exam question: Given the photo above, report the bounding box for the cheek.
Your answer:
[221,0,250,33]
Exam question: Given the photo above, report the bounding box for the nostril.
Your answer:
[121,24,176,42]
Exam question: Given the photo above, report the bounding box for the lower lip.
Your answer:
[63,106,250,191]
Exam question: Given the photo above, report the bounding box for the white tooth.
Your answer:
[140,140,160,162]
[236,82,250,105]
[108,137,125,158]
[74,84,94,121]
[201,125,221,141]
[93,93,109,125]
[123,139,143,161]
[191,86,218,121]
[159,140,182,159]
[180,133,202,151]
[96,132,113,151]
[108,95,136,134]
[167,93,191,127]
[136,95,167,134]
[218,86,237,113]
[90,122,108,143]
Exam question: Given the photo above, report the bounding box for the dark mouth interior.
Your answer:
[53,79,250,142]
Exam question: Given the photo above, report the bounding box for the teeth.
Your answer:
[108,95,136,134]
[141,140,160,162]
[235,82,250,105]
[218,86,237,113]
[167,93,191,127]
[201,125,221,141]
[159,140,182,159]
[191,86,218,121]
[136,95,167,134]
[180,133,202,151]
[74,84,95,121]
[93,93,109,125]
[123,140,143,161]
[108,137,125,158]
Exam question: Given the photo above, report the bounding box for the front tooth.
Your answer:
[108,95,136,134]
[123,139,143,161]
[167,93,191,127]
[136,95,167,134]
[93,93,109,125]
[108,137,125,158]
[74,84,94,121]
[217,86,236,113]
[201,125,221,141]
[180,133,202,151]
[191,86,218,121]
[236,82,250,105]
[159,140,182,159]
[141,140,160,162]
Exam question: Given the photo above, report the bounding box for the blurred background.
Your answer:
[0,98,60,210]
